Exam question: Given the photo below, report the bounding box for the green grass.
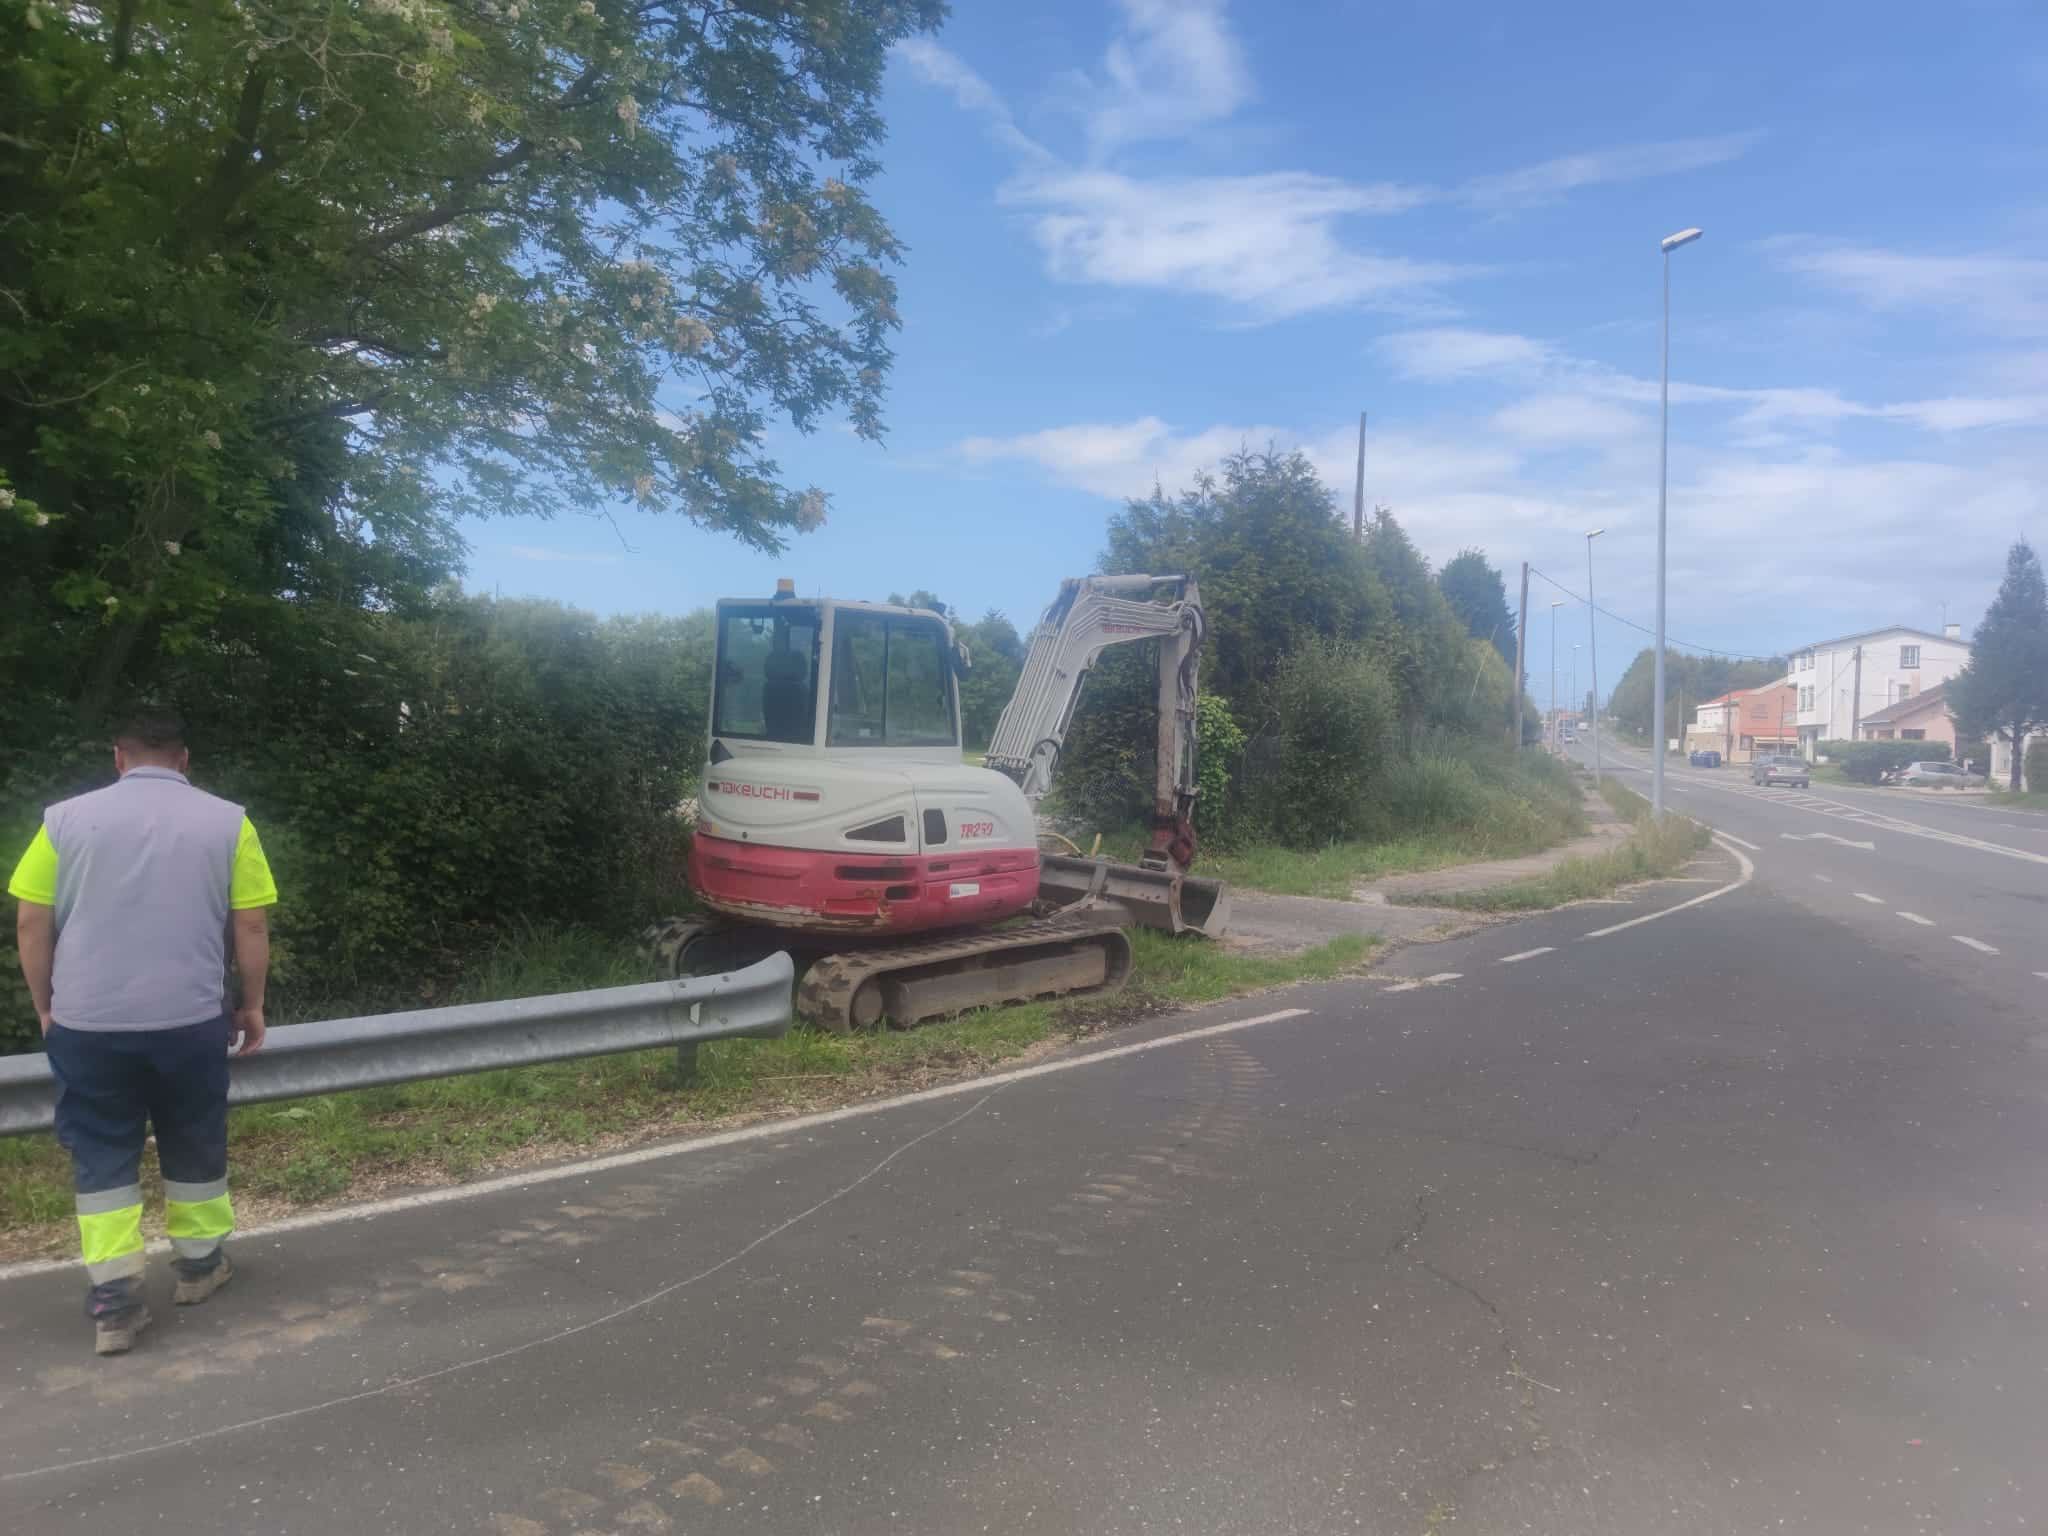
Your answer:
[1419,777,1713,913]
[0,924,1373,1239]
[1118,745,1590,900]
[1987,787,2048,812]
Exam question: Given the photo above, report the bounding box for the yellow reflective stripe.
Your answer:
[230,816,278,909]
[7,824,57,905]
[165,1191,235,1243]
[78,1203,144,1269]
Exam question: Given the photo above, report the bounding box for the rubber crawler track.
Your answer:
[796,914,1134,1032]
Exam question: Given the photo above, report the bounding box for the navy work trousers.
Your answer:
[47,1015,234,1314]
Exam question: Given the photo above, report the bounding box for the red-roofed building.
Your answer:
[1686,682,1799,763]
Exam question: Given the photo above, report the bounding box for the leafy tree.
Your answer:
[2,0,943,720]
[956,609,1025,750]
[1438,549,1516,667]
[1103,449,1391,713]
[1948,540,2048,789]
[1606,649,1786,740]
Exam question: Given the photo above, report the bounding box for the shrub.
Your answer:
[1194,693,1247,841]
[1266,640,1399,845]
[2027,739,2048,793]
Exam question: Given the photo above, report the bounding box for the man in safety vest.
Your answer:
[9,713,277,1355]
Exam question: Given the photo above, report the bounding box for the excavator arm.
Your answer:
[984,574,1207,875]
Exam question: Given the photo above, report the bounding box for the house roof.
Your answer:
[1793,625,1965,653]
[1859,682,1949,727]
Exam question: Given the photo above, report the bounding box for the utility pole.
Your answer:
[1549,600,1565,753]
[1850,644,1864,742]
[1512,562,1529,749]
[1586,528,1605,785]
[1352,411,1367,541]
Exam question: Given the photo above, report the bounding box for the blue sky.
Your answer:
[463,0,2048,701]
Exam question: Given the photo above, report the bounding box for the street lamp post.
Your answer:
[1586,527,1605,785]
[1571,643,1580,736]
[1549,599,1565,753]
[1652,226,1703,818]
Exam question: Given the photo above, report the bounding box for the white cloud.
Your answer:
[1493,394,1644,444]
[1380,328,1552,382]
[893,39,1048,160]
[1064,0,1251,154]
[1766,239,2048,335]
[960,416,1289,500]
[1464,132,1762,211]
[1009,168,1444,318]
[501,544,623,565]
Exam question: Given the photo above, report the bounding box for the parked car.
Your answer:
[1750,754,1809,788]
[1688,749,1722,768]
[1893,760,1986,788]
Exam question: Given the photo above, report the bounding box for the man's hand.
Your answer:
[231,1006,266,1057]
[37,1009,53,1038]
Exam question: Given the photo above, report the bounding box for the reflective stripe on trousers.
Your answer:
[164,1176,234,1261]
[75,1184,145,1284]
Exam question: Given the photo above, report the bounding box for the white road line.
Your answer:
[2035,972,2048,982]
[1716,831,1761,851]
[1383,980,1423,993]
[0,1004,1316,1285]
[1424,972,1464,983]
[1853,892,1885,904]
[1896,911,1934,926]
[1581,836,1755,940]
[1813,874,1834,883]
[1497,947,1555,964]
[1953,935,2000,954]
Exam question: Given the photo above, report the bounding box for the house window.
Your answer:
[1801,686,1815,710]
[1902,729,1925,740]
[1900,644,1920,669]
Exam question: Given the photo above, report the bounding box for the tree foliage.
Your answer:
[1,0,942,720]
[1947,541,2048,790]
[1605,648,1787,740]
[1057,449,1494,844]
[1437,548,1516,667]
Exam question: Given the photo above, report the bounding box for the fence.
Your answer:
[0,954,793,1138]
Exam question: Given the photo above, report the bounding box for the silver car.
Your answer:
[1750,754,1809,788]
[1895,760,1986,788]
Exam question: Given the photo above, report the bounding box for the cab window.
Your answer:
[828,613,957,747]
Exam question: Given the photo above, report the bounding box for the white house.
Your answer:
[1788,624,1970,759]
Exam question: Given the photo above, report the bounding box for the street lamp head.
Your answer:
[1550,600,1565,610]
[1586,527,1605,540]
[1660,227,1704,253]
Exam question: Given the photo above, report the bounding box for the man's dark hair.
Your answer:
[115,712,187,755]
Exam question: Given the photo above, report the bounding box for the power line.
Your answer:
[1526,565,1783,664]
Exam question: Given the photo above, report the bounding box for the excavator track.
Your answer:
[795,914,1134,1033]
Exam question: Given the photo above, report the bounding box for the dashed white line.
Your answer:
[1853,892,1885,905]
[1812,874,1834,883]
[1716,831,1761,851]
[1953,935,2000,954]
[1497,947,1556,964]
[1424,972,1464,983]
[2035,972,2048,982]
[1896,911,1934,926]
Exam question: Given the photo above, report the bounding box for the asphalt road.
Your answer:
[4,787,2045,1534]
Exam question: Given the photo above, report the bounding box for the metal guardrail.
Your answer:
[0,953,793,1138]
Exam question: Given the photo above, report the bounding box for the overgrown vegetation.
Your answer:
[1049,450,1522,853]
[1948,541,2048,790]
[1088,743,1585,899]
[0,925,1372,1238]
[1606,650,1787,742]
[1415,777,1712,912]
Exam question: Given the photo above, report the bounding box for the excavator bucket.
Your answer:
[1037,854,1232,938]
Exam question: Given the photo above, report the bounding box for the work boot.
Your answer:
[173,1253,233,1306]
[94,1306,152,1356]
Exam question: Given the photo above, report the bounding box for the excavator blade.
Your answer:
[1037,854,1232,938]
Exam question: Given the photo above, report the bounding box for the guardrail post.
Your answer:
[674,1041,700,1085]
